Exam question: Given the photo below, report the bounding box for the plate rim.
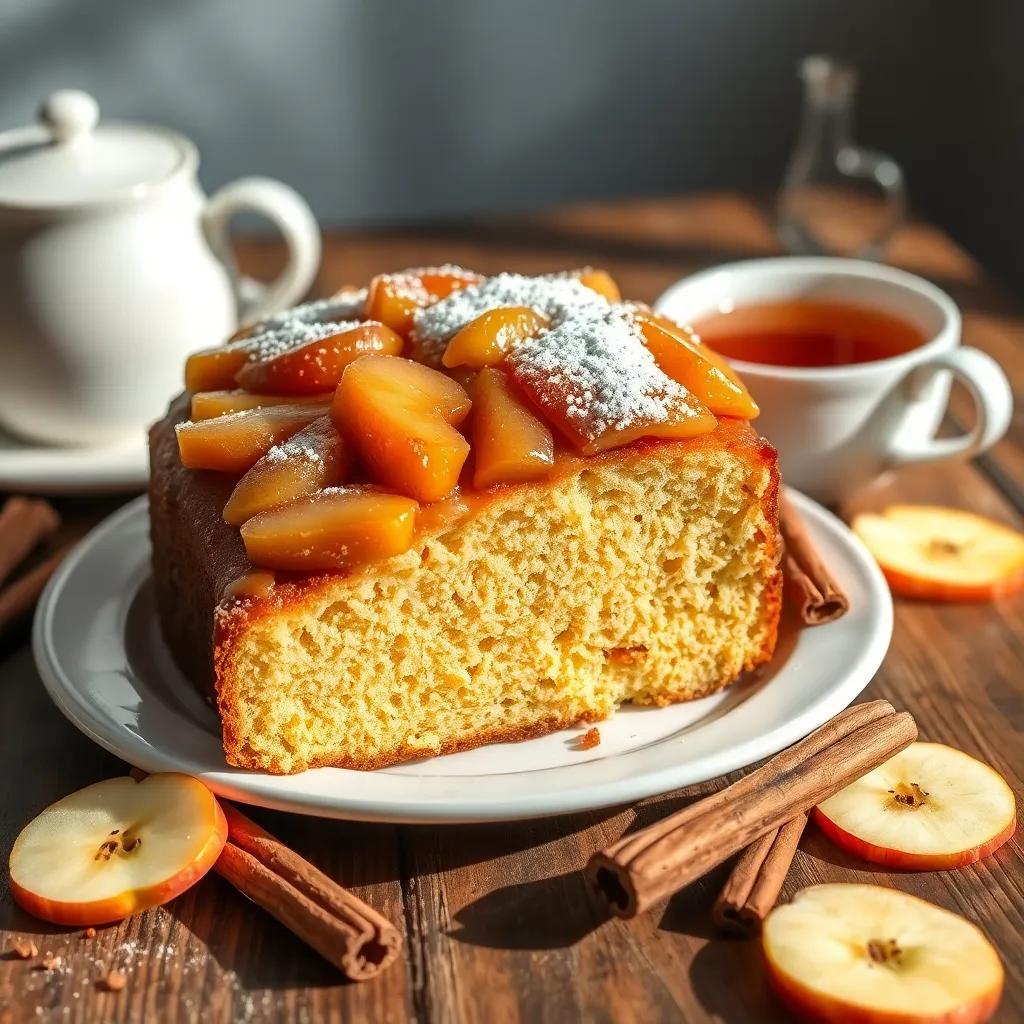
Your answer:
[33,489,893,823]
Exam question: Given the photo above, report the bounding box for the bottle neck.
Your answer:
[797,89,854,155]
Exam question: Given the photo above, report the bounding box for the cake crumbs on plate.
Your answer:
[579,727,601,750]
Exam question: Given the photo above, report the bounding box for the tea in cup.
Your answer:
[655,258,1013,504]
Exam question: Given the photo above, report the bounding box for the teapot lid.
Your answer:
[0,90,195,209]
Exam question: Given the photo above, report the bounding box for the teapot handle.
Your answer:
[202,177,321,326]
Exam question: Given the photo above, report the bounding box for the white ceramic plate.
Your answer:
[0,428,147,494]
[33,490,892,823]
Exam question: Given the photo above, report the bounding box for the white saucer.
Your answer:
[0,428,148,494]
[33,489,893,823]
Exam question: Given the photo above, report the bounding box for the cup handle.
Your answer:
[887,347,1013,466]
[202,177,321,325]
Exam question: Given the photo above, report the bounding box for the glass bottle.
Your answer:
[777,55,906,260]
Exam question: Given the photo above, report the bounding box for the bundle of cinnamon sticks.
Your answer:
[585,498,888,934]
[588,701,915,929]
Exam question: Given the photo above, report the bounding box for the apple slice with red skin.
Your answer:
[813,741,1016,871]
[9,774,227,927]
[853,505,1024,601]
[763,884,1004,1024]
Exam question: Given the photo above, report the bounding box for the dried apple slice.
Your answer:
[176,403,328,473]
[235,322,404,394]
[442,306,550,369]
[333,355,471,503]
[852,505,1024,601]
[222,416,353,526]
[9,774,227,926]
[507,314,716,455]
[366,266,484,335]
[763,884,1003,1024]
[813,742,1016,870]
[471,368,554,488]
[191,390,333,420]
[240,487,419,571]
[636,313,759,419]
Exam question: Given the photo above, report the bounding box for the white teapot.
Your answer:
[0,90,321,446]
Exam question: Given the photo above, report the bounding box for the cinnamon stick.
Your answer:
[216,802,401,980]
[0,543,73,637]
[0,497,60,587]
[780,494,849,625]
[587,702,915,917]
[712,813,807,937]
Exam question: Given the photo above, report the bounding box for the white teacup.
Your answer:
[655,257,1014,504]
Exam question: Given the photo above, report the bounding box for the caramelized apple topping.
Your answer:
[191,390,333,420]
[366,266,483,335]
[174,267,764,576]
[507,309,716,454]
[636,313,759,419]
[576,268,621,303]
[229,289,368,342]
[175,404,328,473]
[240,487,419,572]
[222,416,353,526]
[186,317,378,393]
[471,369,554,488]
[333,355,471,503]
[235,322,404,394]
[442,306,550,369]
[185,346,250,392]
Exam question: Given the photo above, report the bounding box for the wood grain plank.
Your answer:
[3,195,1024,1021]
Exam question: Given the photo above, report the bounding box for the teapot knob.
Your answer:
[39,89,100,143]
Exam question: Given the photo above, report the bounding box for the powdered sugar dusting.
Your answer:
[509,307,691,434]
[412,273,609,362]
[263,416,332,464]
[229,318,368,363]
[258,288,367,329]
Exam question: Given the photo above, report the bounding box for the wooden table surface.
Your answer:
[1,194,1021,1024]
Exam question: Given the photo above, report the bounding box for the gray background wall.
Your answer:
[2,1,1019,288]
